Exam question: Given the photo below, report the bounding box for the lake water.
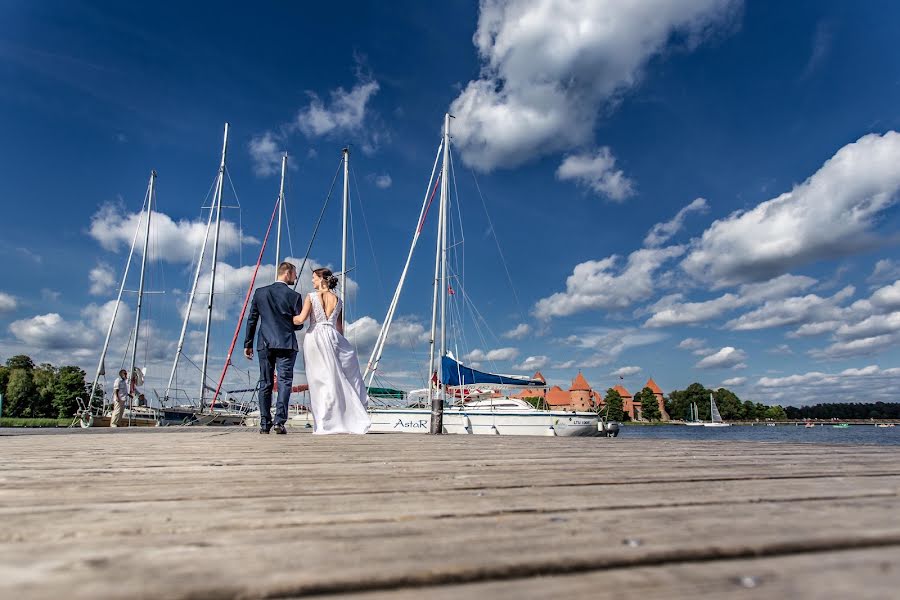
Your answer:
[618,424,900,445]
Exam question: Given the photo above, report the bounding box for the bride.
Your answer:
[293,268,370,434]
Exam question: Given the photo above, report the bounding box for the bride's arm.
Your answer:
[292,296,312,327]
[336,308,344,335]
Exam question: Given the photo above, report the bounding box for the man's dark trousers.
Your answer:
[257,347,297,430]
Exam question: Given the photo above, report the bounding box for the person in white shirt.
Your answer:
[111,369,129,427]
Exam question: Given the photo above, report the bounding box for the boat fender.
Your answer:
[79,410,93,429]
[490,424,500,435]
[544,426,556,436]
[462,414,472,433]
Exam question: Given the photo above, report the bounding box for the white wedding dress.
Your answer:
[303,293,371,434]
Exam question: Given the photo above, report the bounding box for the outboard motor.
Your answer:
[598,418,620,437]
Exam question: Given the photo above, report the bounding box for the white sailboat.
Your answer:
[361,114,599,437]
[703,393,731,427]
[79,171,161,427]
[684,401,703,426]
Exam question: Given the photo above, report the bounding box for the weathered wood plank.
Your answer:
[1,429,898,599]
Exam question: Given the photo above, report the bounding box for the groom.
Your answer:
[244,261,303,434]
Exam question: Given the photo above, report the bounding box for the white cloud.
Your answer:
[721,376,747,386]
[724,285,854,331]
[502,323,532,339]
[0,292,17,312]
[678,337,708,353]
[535,246,684,319]
[868,259,900,284]
[464,347,519,362]
[9,313,95,350]
[513,355,549,371]
[870,280,900,311]
[612,366,642,377]
[449,0,740,170]
[644,197,708,247]
[89,262,116,296]
[695,346,747,370]
[561,327,668,367]
[89,204,255,264]
[646,274,816,327]
[683,131,900,286]
[556,148,634,202]
[248,132,285,177]
[373,174,392,189]
[768,344,794,355]
[294,77,379,138]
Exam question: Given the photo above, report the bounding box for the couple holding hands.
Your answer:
[244,262,370,435]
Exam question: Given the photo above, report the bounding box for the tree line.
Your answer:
[785,402,900,420]
[0,355,89,419]
[601,382,787,422]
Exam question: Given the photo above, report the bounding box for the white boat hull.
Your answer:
[368,408,599,437]
[702,422,732,427]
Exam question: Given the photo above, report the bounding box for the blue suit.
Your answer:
[244,282,303,429]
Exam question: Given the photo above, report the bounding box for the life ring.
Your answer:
[79,410,94,428]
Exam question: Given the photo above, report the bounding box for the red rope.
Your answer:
[211,198,280,406]
[417,173,441,234]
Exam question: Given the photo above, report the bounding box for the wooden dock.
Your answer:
[1,428,898,599]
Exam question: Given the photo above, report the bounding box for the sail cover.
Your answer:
[441,355,545,387]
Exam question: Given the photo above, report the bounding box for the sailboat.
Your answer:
[79,171,162,427]
[362,114,599,437]
[702,393,731,427]
[684,401,703,426]
[159,123,249,426]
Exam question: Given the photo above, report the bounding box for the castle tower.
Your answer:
[644,378,670,421]
[568,372,593,411]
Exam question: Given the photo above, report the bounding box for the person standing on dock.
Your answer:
[244,261,303,435]
[110,369,129,427]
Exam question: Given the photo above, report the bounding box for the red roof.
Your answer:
[612,384,632,399]
[532,371,546,383]
[645,378,663,395]
[569,372,591,391]
[545,386,571,407]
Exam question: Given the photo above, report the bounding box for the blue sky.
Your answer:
[1,0,899,406]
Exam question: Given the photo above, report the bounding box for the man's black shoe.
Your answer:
[273,424,287,435]
[259,428,271,434]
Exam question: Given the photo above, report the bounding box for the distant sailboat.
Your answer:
[684,401,703,426]
[702,393,731,427]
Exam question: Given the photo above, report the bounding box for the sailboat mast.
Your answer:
[128,170,155,394]
[340,147,349,324]
[275,153,287,277]
[199,122,229,409]
[431,113,451,435]
[88,187,147,408]
[428,144,446,397]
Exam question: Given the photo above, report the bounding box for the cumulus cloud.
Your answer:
[8,300,132,352]
[89,262,116,296]
[682,131,900,286]
[89,204,254,264]
[248,132,285,177]
[449,0,741,170]
[562,327,667,367]
[612,366,642,377]
[464,347,519,362]
[695,346,747,369]
[724,285,854,332]
[0,291,17,312]
[513,355,549,371]
[721,376,747,386]
[644,197,708,247]
[752,364,900,406]
[502,323,532,339]
[294,77,380,139]
[868,259,900,284]
[556,148,634,202]
[535,246,684,319]
[646,274,816,327]
[372,174,392,189]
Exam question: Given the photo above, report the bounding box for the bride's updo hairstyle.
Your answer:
[314,267,339,290]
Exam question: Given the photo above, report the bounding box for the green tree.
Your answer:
[5,369,36,418]
[667,382,711,421]
[31,364,57,418]
[742,400,758,420]
[0,365,9,416]
[53,366,88,418]
[604,388,625,421]
[765,405,787,420]
[713,388,743,420]
[638,387,662,421]
[6,355,35,371]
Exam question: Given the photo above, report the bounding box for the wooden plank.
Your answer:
[1,429,898,599]
[330,546,900,600]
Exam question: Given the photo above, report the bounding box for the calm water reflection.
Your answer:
[618,424,900,445]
